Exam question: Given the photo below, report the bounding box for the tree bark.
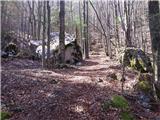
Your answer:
[37,1,42,40]
[148,1,160,82]
[47,1,51,60]
[84,0,89,58]
[148,1,160,100]
[124,1,132,47]
[42,1,46,68]
[79,1,83,49]
[59,0,65,64]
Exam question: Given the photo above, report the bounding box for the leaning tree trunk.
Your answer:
[59,0,65,64]
[89,0,109,56]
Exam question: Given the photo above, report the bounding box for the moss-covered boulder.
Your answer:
[111,95,129,110]
[1,111,12,120]
[134,73,154,93]
[102,95,129,110]
[120,48,153,73]
[102,95,136,120]
[120,111,135,120]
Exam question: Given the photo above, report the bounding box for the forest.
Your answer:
[1,0,160,120]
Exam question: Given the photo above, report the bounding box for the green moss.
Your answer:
[138,58,146,72]
[1,111,12,120]
[120,111,135,120]
[130,58,136,69]
[137,81,151,92]
[111,95,129,110]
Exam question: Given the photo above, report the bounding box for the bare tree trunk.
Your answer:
[114,0,120,48]
[37,1,42,40]
[32,1,37,40]
[28,1,33,39]
[47,1,51,60]
[106,1,112,59]
[42,1,46,69]
[148,1,160,100]
[59,0,65,64]
[124,1,132,47]
[85,0,89,58]
[70,1,74,34]
[21,11,24,38]
[79,1,83,49]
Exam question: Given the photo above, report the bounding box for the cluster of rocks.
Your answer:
[120,48,160,111]
[1,32,82,65]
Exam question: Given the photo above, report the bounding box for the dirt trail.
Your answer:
[1,53,139,120]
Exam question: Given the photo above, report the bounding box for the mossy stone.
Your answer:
[120,47,153,73]
[137,81,152,92]
[111,95,129,110]
[134,73,153,93]
[120,111,135,120]
[1,111,12,120]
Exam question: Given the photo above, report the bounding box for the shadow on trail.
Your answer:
[1,70,119,120]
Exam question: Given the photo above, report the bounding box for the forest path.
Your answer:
[1,52,140,120]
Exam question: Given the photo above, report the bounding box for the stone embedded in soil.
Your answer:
[49,79,59,84]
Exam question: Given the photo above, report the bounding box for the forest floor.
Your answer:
[1,51,160,120]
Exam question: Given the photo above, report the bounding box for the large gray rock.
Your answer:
[35,32,82,64]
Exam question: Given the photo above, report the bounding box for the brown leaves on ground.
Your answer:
[1,52,159,120]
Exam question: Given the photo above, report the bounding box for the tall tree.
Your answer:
[32,1,36,40]
[42,1,46,68]
[83,0,89,59]
[148,1,160,84]
[37,1,42,40]
[47,1,51,60]
[114,0,120,48]
[59,0,65,64]
[79,1,83,48]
